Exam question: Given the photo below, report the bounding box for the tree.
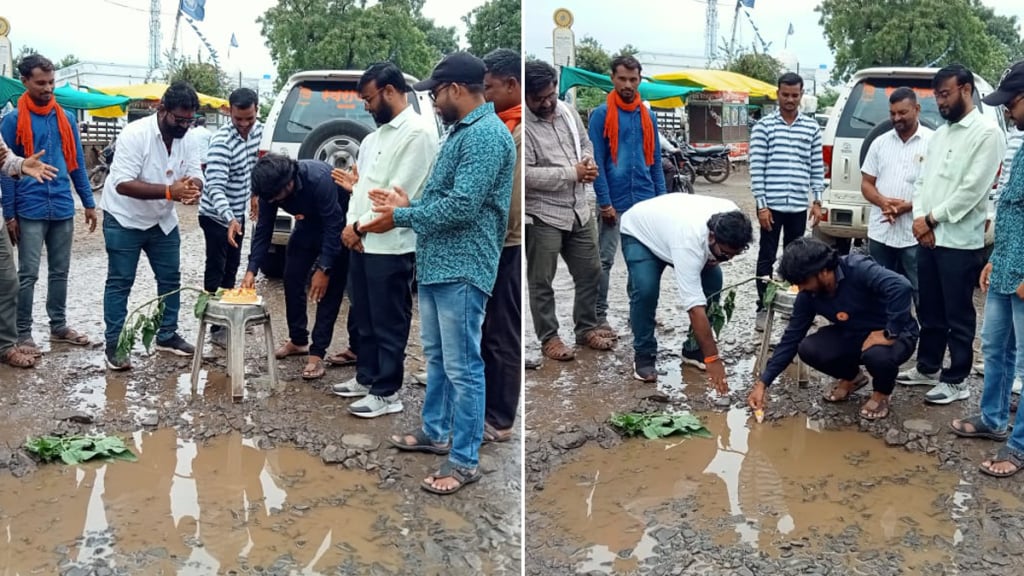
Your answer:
[968,0,1024,63]
[573,36,613,111]
[727,53,783,85]
[164,53,228,97]
[817,0,1005,83]
[617,44,640,58]
[817,88,840,110]
[56,54,81,70]
[462,0,521,57]
[259,0,453,87]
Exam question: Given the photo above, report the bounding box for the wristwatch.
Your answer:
[316,265,331,276]
[353,221,366,238]
[884,329,897,340]
[925,214,937,229]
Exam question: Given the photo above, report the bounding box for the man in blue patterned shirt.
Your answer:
[950,61,1024,478]
[362,52,516,495]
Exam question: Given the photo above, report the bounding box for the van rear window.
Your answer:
[835,78,951,139]
[270,80,422,144]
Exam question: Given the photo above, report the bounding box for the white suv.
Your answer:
[817,67,1006,254]
[257,70,442,276]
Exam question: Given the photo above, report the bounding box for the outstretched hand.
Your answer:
[21,150,59,183]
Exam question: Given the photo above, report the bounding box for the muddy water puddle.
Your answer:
[533,409,1016,574]
[0,429,471,574]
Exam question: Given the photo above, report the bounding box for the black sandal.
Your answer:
[949,415,1009,441]
[421,461,482,495]
[387,429,450,455]
[979,446,1024,478]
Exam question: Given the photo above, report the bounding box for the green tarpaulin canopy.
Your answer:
[558,66,703,103]
[0,76,130,112]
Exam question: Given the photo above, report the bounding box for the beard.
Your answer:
[438,102,459,125]
[169,125,189,139]
[940,98,967,122]
[372,103,395,126]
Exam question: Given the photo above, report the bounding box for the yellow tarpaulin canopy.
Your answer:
[650,70,778,108]
[94,83,230,110]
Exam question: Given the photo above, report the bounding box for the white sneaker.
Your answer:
[348,394,403,418]
[1013,377,1022,395]
[973,361,985,376]
[412,371,427,386]
[924,382,970,405]
[331,378,369,397]
[896,367,939,386]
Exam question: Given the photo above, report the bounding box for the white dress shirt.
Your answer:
[101,114,204,234]
[861,125,933,248]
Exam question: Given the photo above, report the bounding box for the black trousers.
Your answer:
[916,246,984,384]
[348,251,414,396]
[482,245,522,430]
[756,209,806,311]
[283,221,349,359]
[199,215,243,294]
[798,325,917,395]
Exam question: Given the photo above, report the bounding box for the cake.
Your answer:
[220,287,258,304]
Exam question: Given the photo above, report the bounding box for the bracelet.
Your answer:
[704,354,720,364]
[165,185,172,201]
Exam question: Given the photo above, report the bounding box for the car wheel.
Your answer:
[297,119,372,170]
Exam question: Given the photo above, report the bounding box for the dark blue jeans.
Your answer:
[348,251,414,396]
[102,214,181,349]
[283,221,348,359]
[622,234,723,359]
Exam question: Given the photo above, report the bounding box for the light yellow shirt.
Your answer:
[912,107,1005,250]
[346,106,439,254]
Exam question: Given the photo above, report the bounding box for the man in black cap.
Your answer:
[948,61,1024,478]
[362,51,516,496]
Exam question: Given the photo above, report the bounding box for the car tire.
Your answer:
[297,119,372,170]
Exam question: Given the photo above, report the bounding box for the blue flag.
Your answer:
[787,23,794,36]
[739,0,755,8]
[230,33,238,48]
[179,0,206,22]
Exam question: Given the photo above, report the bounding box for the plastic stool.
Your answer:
[190,300,277,399]
[754,289,808,386]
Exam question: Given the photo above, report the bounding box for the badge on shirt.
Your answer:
[914,154,925,164]
[836,311,850,322]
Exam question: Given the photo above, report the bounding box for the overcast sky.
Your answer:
[525,0,1024,81]
[2,0,488,79]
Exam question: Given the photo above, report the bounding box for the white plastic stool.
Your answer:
[190,300,277,399]
[755,289,809,386]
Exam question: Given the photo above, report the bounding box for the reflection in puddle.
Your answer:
[534,410,981,573]
[0,429,469,574]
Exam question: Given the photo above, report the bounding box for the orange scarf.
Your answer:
[603,90,655,166]
[15,92,79,172]
[497,104,521,132]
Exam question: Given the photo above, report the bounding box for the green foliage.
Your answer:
[609,412,713,440]
[616,44,641,58]
[816,0,1010,83]
[25,435,138,466]
[164,52,228,98]
[575,36,611,74]
[258,0,457,86]
[116,287,207,360]
[727,53,783,86]
[55,54,81,70]
[817,88,840,110]
[462,0,521,57]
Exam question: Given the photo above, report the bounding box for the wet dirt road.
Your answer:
[525,173,1024,575]
[0,197,521,575]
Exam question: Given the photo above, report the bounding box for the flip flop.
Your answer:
[823,373,869,403]
[949,415,1009,441]
[979,446,1024,478]
[50,327,91,346]
[301,357,326,380]
[483,422,513,444]
[387,430,450,455]
[421,461,482,495]
[275,341,309,359]
[326,348,357,366]
[859,396,890,420]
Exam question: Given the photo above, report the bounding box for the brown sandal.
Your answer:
[591,324,618,340]
[859,396,890,420]
[542,337,575,361]
[51,327,91,346]
[2,347,37,368]
[274,340,309,359]
[301,356,326,380]
[326,348,357,366]
[578,330,615,351]
[823,373,870,402]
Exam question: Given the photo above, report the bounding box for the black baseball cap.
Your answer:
[983,60,1024,106]
[412,52,486,92]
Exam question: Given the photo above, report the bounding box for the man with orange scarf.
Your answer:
[588,55,666,341]
[0,54,97,353]
[479,48,522,443]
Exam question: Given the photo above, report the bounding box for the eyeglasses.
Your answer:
[167,112,196,126]
[361,87,384,105]
[710,242,737,263]
[935,85,964,100]
[429,84,451,103]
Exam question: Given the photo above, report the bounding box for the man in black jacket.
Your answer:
[240,154,348,380]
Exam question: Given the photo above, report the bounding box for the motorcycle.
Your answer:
[88,138,116,190]
[660,134,695,194]
[681,142,731,184]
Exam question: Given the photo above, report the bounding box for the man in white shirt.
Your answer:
[189,116,213,173]
[619,194,753,385]
[330,63,439,418]
[100,81,203,370]
[861,87,933,303]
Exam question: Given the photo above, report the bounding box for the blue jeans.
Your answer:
[102,214,182,349]
[418,281,489,469]
[16,218,74,339]
[622,234,723,358]
[596,215,620,324]
[979,290,1024,455]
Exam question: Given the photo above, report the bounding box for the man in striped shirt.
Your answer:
[750,72,825,331]
[199,88,263,348]
[861,87,933,304]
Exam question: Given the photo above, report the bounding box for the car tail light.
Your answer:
[819,207,829,222]
[822,145,833,180]
[258,149,268,158]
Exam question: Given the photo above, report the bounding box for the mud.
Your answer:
[0,198,521,574]
[525,176,1024,574]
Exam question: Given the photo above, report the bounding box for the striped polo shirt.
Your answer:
[749,112,825,212]
[995,127,1023,205]
[198,121,264,227]
[861,125,933,248]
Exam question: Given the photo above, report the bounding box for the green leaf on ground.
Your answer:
[24,434,138,466]
[609,411,712,439]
